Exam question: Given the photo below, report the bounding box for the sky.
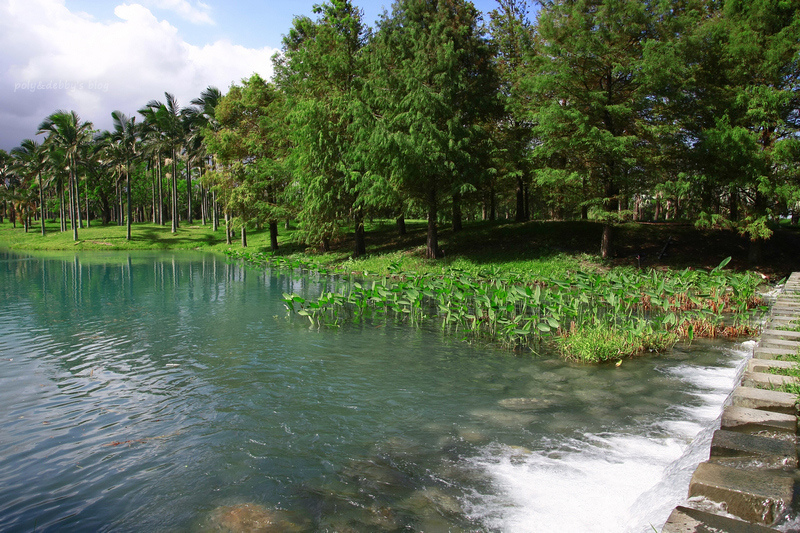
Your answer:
[0,0,502,151]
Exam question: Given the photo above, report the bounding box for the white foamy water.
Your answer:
[464,342,753,533]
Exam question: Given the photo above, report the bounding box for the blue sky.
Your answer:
[63,0,503,49]
[0,0,506,150]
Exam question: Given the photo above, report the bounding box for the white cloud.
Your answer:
[0,0,277,150]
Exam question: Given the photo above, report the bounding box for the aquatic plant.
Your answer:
[229,250,769,363]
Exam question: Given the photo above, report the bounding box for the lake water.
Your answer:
[0,250,753,532]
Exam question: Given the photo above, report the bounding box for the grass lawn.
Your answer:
[2,217,799,280]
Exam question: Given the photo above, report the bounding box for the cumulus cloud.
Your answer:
[0,0,277,150]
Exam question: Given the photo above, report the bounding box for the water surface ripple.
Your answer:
[0,250,748,532]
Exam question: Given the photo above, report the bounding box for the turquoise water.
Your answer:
[0,250,750,532]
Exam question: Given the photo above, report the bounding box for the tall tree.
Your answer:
[488,0,536,222]
[527,0,660,258]
[139,93,185,233]
[38,111,94,241]
[189,86,223,227]
[368,0,499,259]
[275,0,373,255]
[10,139,48,236]
[100,111,139,240]
[662,0,800,263]
[204,75,290,250]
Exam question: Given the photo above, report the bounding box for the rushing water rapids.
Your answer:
[0,250,751,532]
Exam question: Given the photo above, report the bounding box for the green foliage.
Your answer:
[275,0,373,255]
[367,0,500,258]
[556,323,677,364]
[256,248,765,361]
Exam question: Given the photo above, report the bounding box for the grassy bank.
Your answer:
[3,218,799,279]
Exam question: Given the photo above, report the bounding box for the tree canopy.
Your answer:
[4,0,799,264]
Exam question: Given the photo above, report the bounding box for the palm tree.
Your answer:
[0,149,11,223]
[100,111,139,240]
[139,93,184,233]
[38,111,93,241]
[11,139,48,235]
[189,86,222,226]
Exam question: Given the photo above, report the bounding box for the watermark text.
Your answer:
[13,80,110,93]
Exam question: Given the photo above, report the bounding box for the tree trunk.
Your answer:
[69,164,78,241]
[212,191,218,232]
[452,193,462,232]
[241,225,247,248]
[171,157,178,233]
[75,173,83,229]
[150,160,156,223]
[601,223,614,259]
[729,189,739,221]
[269,221,279,252]
[354,209,366,257]
[748,238,763,265]
[225,211,231,244]
[515,177,526,222]
[39,174,46,236]
[126,161,132,241]
[396,215,406,236]
[426,187,441,259]
[489,184,496,221]
[186,159,193,224]
[158,156,164,225]
[59,184,66,232]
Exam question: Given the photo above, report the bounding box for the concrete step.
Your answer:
[772,303,800,310]
[661,505,781,532]
[720,405,797,435]
[753,347,796,360]
[763,329,800,339]
[759,338,800,350]
[741,371,799,390]
[709,429,797,469]
[687,462,793,525]
[731,387,797,415]
[747,359,796,373]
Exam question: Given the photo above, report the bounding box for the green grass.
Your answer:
[3,217,798,279]
[0,219,304,253]
[554,324,678,363]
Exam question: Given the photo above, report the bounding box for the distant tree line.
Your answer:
[1,0,798,263]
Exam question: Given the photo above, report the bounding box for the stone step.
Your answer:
[687,462,793,525]
[741,371,799,391]
[772,302,800,309]
[763,329,800,339]
[753,346,796,360]
[747,359,796,373]
[768,315,798,322]
[759,338,800,349]
[661,505,781,532]
[709,429,797,469]
[720,405,797,435]
[731,387,797,415]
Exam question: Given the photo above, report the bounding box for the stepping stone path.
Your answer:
[662,272,800,532]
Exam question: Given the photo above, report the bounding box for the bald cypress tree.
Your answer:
[274,0,372,256]
[367,0,499,259]
[526,0,660,258]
